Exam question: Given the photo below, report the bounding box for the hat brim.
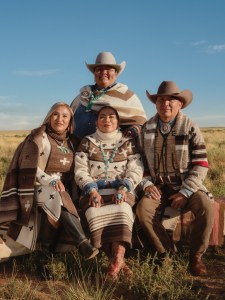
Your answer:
[85,61,126,76]
[146,89,193,109]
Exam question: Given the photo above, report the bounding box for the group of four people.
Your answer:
[0,52,213,279]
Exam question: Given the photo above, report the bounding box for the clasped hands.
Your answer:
[144,185,188,210]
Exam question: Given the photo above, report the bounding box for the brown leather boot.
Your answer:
[189,252,208,276]
[106,242,126,280]
[60,209,99,260]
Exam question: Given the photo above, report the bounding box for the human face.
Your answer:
[94,66,117,88]
[155,96,183,122]
[96,107,119,133]
[50,105,71,134]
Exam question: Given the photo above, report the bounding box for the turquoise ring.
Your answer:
[116,193,123,200]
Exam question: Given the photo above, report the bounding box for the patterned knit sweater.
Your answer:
[141,111,210,194]
[75,129,144,192]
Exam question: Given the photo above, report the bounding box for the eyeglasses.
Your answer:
[156,97,180,104]
[94,67,116,73]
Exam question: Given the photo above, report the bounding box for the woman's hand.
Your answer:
[113,188,127,204]
[123,125,140,138]
[144,185,161,201]
[50,180,65,192]
[89,189,103,208]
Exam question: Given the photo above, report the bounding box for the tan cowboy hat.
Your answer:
[146,81,193,109]
[85,52,126,76]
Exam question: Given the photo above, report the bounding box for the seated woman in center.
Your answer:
[75,106,144,279]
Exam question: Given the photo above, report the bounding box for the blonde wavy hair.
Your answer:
[42,101,75,134]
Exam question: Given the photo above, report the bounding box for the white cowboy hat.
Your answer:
[85,52,126,76]
[146,81,193,109]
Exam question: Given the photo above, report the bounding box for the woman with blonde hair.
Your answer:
[0,102,98,262]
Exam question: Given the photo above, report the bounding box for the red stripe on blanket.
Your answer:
[192,161,209,167]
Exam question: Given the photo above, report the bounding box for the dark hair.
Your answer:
[97,106,120,122]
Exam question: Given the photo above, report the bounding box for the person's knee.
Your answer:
[190,191,213,218]
[136,197,147,219]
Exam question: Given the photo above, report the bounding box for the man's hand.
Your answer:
[123,125,140,138]
[144,185,161,201]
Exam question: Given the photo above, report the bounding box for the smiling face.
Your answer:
[96,107,119,133]
[155,96,183,122]
[94,66,118,88]
[50,105,72,134]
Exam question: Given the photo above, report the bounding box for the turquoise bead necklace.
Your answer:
[85,83,117,112]
[86,89,108,111]
[99,143,119,181]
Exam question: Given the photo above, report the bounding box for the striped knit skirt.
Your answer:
[80,188,135,249]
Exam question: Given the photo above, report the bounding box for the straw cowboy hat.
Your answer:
[146,81,193,109]
[85,52,126,76]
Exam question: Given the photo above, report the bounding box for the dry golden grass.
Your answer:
[0,130,29,151]
[201,128,225,196]
[0,131,29,191]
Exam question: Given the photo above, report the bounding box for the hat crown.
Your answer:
[146,80,193,109]
[95,52,117,65]
[157,81,180,95]
[86,52,126,75]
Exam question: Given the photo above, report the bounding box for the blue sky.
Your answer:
[1,0,225,130]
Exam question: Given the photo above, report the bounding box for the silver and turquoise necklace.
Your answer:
[99,143,119,181]
[54,138,70,154]
[85,83,117,112]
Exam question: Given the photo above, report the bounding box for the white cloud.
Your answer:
[192,40,225,54]
[194,114,225,121]
[13,69,59,77]
[192,40,208,46]
[0,112,42,130]
[0,96,17,101]
[0,101,24,112]
[192,114,225,127]
[204,44,225,54]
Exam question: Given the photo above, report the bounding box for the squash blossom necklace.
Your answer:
[99,143,119,182]
[85,83,117,112]
[50,136,70,154]
[54,139,70,154]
